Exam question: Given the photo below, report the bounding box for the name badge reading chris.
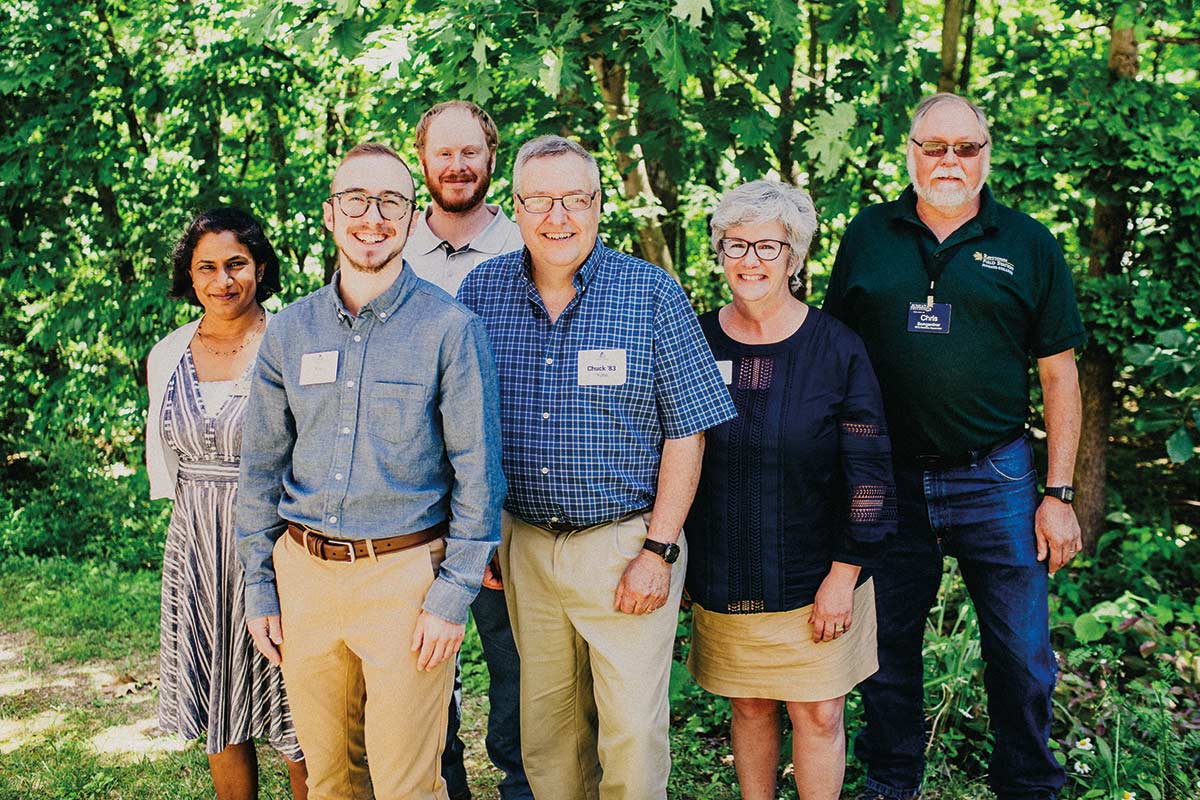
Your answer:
[577,349,627,386]
[299,351,339,385]
[716,360,733,385]
[907,302,952,335]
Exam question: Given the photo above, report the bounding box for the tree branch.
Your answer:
[1145,34,1200,44]
[94,1,149,157]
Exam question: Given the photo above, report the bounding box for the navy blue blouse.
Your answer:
[684,306,897,614]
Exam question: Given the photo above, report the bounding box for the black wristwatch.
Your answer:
[642,538,681,564]
[1044,485,1075,504]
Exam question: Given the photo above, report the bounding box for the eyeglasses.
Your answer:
[328,191,414,220]
[517,191,598,214]
[910,139,988,158]
[718,238,791,261]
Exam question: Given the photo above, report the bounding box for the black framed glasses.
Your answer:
[517,191,598,214]
[910,139,988,158]
[328,191,414,220]
[718,238,790,261]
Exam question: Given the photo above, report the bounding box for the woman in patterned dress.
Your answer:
[684,181,897,800]
[146,208,306,799]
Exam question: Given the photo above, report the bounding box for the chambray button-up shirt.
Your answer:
[236,266,505,623]
[457,241,736,527]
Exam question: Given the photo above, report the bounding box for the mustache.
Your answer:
[930,167,967,180]
[439,170,478,182]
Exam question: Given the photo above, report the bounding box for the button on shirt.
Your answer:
[405,205,526,295]
[457,241,736,527]
[236,266,506,623]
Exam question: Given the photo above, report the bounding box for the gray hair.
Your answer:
[710,180,818,276]
[909,93,990,142]
[512,135,601,197]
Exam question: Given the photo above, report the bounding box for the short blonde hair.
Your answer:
[710,179,818,276]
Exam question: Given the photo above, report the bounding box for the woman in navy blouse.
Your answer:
[685,180,897,800]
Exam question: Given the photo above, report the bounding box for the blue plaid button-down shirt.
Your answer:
[457,240,736,527]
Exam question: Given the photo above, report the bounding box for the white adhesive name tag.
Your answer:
[299,351,339,385]
[577,349,627,386]
[716,360,733,385]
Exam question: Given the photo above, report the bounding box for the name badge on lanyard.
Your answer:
[907,302,952,334]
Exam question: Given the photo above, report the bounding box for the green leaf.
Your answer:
[1166,425,1194,463]
[804,102,857,181]
[1073,613,1107,643]
[538,49,562,98]
[1123,342,1157,366]
[670,0,712,28]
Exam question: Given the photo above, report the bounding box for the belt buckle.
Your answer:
[324,536,357,563]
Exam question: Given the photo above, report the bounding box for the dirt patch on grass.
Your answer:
[0,630,173,759]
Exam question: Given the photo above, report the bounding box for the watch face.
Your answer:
[663,543,681,564]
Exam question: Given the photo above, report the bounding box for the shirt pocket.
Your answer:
[367,381,429,444]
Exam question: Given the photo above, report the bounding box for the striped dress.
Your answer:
[158,346,302,759]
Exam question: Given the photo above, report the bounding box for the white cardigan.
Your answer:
[145,314,271,500]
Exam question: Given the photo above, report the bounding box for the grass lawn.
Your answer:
[0,556,1007,799]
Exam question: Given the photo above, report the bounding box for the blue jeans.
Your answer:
[856,436,1064,800]
[441,586,533,800]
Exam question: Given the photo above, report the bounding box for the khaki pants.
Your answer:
[499,512,687,800]
[274,533,454,800]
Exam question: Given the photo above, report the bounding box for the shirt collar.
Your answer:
[329,264,417,324]
[409,204,515,257]
[515,238,606,294]
[892,183,999,234]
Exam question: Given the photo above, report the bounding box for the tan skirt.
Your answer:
[687,578,878,702]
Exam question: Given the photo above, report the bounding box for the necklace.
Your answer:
[196,309,265,357]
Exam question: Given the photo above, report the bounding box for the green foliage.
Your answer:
[0,442,170,570]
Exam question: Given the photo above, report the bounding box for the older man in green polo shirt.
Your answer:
[824,93,1085,800]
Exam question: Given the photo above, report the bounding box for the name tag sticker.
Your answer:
[299,351,339,385]
[907,302,952,335]
[716,360,733,385]
[577,349,627,386]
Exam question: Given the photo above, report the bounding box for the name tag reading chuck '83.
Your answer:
[577,349,627,386]
[907,302,952,335]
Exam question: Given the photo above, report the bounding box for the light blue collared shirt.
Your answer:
[236,265,505,623]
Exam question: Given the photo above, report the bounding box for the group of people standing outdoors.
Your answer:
[145,92,1085,800]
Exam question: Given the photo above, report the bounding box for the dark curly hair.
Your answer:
[170,207,282,306]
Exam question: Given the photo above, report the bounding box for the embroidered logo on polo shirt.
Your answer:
[974,251,1015,275]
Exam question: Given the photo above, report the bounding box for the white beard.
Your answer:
[908,151,989,210]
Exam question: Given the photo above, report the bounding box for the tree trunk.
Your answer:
[1075,23,1138,551]
[588,54,676,278]
[938,0,965,93]
[958,0,977,92]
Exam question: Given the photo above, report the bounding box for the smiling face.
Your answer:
[907,100,990,211]
[719,221,794,306]
[419,106,494,214]
[513,153,601,276]
[323,153,416,274]
[189,231,261,320]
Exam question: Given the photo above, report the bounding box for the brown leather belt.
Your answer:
[287,521,447,563]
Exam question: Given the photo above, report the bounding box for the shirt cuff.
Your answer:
[834,538,885,570]
[244,580,281,620]
[421,576,477,625]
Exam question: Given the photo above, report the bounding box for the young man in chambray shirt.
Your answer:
[236,142,504,800]
[457,135,736,800]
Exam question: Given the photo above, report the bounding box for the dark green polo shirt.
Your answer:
[823,184,1085,459]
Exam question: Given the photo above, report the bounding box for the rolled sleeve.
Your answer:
[652,280,737,439]
[423,315,505,624]
[235,324,294,619]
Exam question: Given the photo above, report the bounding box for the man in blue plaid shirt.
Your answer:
[457,135,736,800]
